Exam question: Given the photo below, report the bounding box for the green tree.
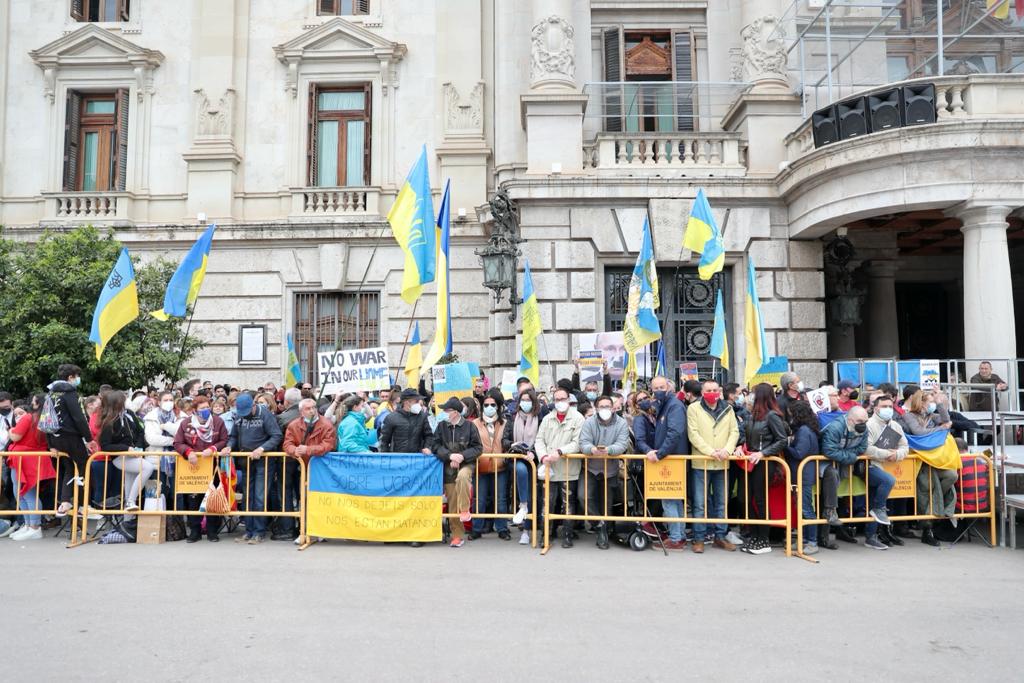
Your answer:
[0,225,204,396]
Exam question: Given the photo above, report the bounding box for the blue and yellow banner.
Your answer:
[151,224,215,320]
[90,247,139,360]
[307,453,443,542]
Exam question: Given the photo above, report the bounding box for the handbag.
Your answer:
[203,465,231,515]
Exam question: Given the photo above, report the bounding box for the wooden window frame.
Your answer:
[73,0,131,22]
[64,89,129,192]
[308,83,372,187]
[317,0,369,16]
[78,95,116,191]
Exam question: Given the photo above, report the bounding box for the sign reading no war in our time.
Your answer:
[317,347,391,395]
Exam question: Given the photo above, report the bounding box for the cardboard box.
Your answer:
[136,515,166,544]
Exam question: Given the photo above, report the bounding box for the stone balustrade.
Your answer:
[585,132,747,176]
[45,192,127,221]
[291,186,380,216]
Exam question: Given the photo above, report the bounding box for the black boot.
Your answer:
[561,524,574,549]
[596,522,609,550]
[893,522,916,539]
[878,527,903,547]
[835,524,858,544]
[921,526,940,547]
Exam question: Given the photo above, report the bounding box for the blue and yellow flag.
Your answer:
[653,341,667,378]
[388,145,437,305]
[421,180,452,375]
[403,321,423,388]
[284,333,303,387]
[743,258,767,386]
[151,224,215,320]
[518,259,541,386]
[906,430,962,471]
[684,189,724,280]
[307,453,443,542]
[623,217,661,376]
[90,248,139,360]
[710,289,729,370]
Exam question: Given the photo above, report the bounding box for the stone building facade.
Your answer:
[1,1,1022,389]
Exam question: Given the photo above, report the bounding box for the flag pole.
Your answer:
[394,299,421,386]
[171,303,197,385]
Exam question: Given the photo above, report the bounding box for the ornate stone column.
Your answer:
[739,1,790,94]
[955,203,1017,359]
[864,260,900,358]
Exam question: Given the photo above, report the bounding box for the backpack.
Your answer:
[956,455,990,514]
[38,392,63,435]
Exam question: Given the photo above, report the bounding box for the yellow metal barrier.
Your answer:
[541,454,792,557]
[0,451,80,547]
[79,451,306,546]
[794,453,997,563]
[440,453,539,548]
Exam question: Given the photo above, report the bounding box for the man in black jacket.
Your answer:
[46,364,93,515]
[379,388,432,454]
[432,397,482,547]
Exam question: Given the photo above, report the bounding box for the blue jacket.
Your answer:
[228,404,282,452]
[337,411,373,454]
[820,418,866,466]
[633,414,656,453]
[789,424,820,461]
[651,393,689,460]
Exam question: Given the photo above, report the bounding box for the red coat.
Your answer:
[7,414,57,496]
[173,415,229,456]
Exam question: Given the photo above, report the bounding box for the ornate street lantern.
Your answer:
[476,188,524,322]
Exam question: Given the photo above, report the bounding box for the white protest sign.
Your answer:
[920,359,940,389]
[317,347,391,395]
[806,388,830,414]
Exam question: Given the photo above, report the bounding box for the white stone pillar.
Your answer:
[739,0,789,93]
[957,204,1016,359]
[864,260,900,358]
[529,0,575,91]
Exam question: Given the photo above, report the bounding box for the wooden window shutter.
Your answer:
[119,0,130,21]
[63,91,82,191]
[113,88,130,191]
[307,83,319,186]
[318,0,337,15]
[356,0,370,14]
[71,0,84,21]
[602,27,623,132]
[363,82,372,185]
[673,31,695,132]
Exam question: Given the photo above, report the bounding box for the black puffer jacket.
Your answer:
[45,380,91,440]
[379,408,433,453]
[431,417,483,483]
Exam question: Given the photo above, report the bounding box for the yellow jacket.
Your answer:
[686,400,740,471]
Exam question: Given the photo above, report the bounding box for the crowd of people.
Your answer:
[0,361,991,554]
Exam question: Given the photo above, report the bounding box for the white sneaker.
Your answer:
[512,504,528,526]
[519,530,530,545]
[9,525,29,541]
[725,531,743,546]
[13,527,42,541]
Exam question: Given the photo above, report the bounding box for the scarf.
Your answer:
[189,414,215,445]
[513,411,539,446]
[157,408,177,424]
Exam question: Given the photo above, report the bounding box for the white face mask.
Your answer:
[160,401,174,412]
[597,408,613,421]
[555,401,570,414]
[483,405,497,418]
[410,403,423,415]
[796,381,805,392]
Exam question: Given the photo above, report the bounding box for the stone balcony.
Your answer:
[584,132,748,177]
[779,74,1024,238]
[289,186,381,217]
[42,191,134,225]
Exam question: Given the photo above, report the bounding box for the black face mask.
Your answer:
[850,390,860,401]
[0,407,10,416]
[853,423,867,434]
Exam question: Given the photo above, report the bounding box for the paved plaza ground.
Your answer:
[1,529,1020,681]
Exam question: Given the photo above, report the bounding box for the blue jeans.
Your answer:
[247,459,269,535]
[661,499,685,542]
[691,468,727,540]
[473,469,509,533]
[864,465,895,538]
[514,460,532,511]
[798,460,817,543]
[10,468,41,526]
[268,459,300,535]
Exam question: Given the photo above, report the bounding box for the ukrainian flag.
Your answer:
[151,224,215,320]
[284,333,303,387]
[653,340,667,378]
[623,217,662,364]
[518,260,541,386]
[743,259,767,386]
[403,321,423,388]
[683,189,724,280]
[906,430,962,471]
[89,248,139,360]
[421,180,453,375]
[710,289,729,370]
[388,145,437,305]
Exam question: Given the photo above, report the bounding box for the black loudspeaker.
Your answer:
[837,97,868,140]
[868,88,902,132]
[901,83,937,126]
[812,105,838,148]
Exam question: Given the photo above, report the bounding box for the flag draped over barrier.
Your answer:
[906,430,963,471]
[306,453,443,543]
[388,145,436,305]
[421,180,453,375]
[623,217,661,380]
[151,224,215,320]
[89,248,139,360]
[518,260,541,386]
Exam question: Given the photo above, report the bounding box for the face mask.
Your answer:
[160,401,174,412]
[877,407,893,422]
[519,401,533,413]
[436,411,448,424]
[555,401,570,414]
[796,381,805,392]
[305,416,316,424]
[585,391,598,402]
[0,407,10,416]
[483,405,497,418]
[853,422,867,434]
[927,402,937,414]
[702,392,720,404]
[653,390,668,402]
[461,406,468,417]
[197,408,211,421]
[73,377,81,387]
[597,408,613,421]
[638,399,653,412]
[410,403,423,415]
